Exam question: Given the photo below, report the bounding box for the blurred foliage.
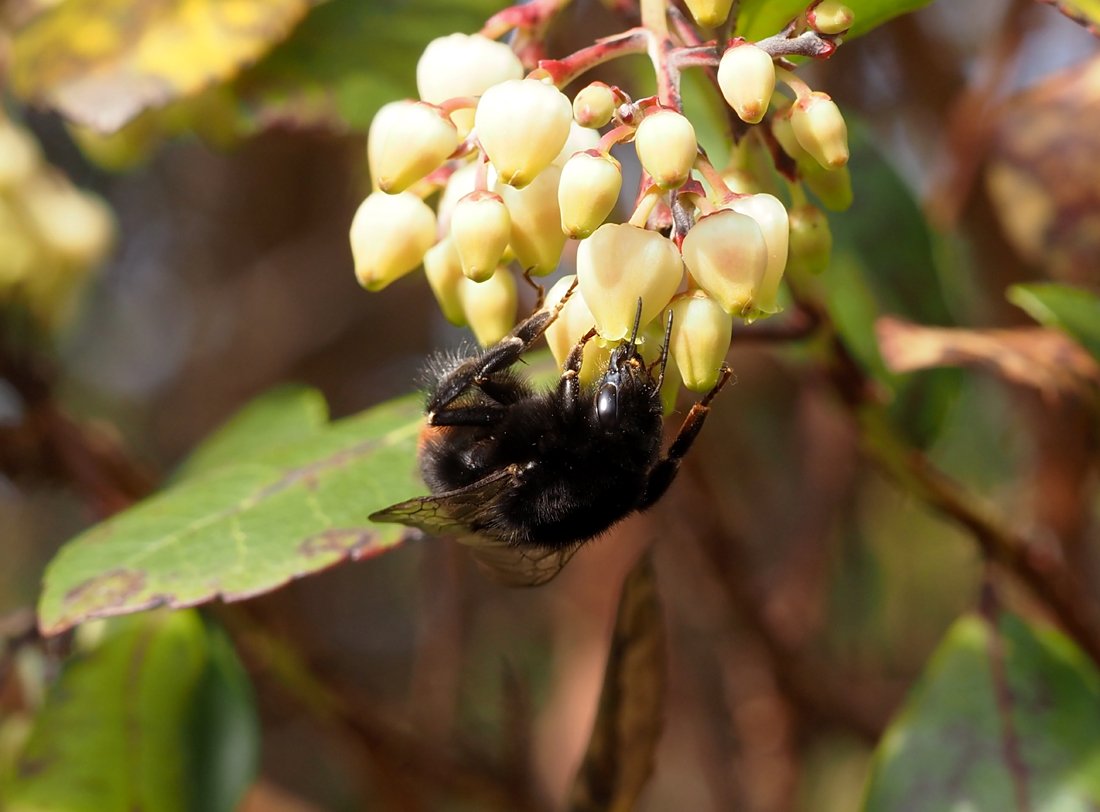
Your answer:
[2,611,257,812]
[863,612,1100,810]
[1009,283,1100,362]
[2,0,1100,810]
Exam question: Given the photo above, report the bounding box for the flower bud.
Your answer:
[0,118,41,190]
[369,101,458,193]
[717,43,776,125]
[475,79,572,188]
[683,0,735,27]
[724,193,789,315]
[543,275,610,382]
[423,237,467,325]
[634,110,697,189]
[558,151,622,239]
[802,161,853,211]
[552,121,602,167]
[787,204,832,276]
[808,1,854,34]
[681,209,767,316]
[669,291,732,392]
[416,33,523,133]
[496,165,567,275]
[367,102,407,191]
[576,223,683,340]
[790,92,849,169]
[572,83,616,129]
[460,267,516,346]
[436,160,479,233]
[771,108,810,163]
[721,169,759,196]
[350,191,436,291]
[450,191,511,282]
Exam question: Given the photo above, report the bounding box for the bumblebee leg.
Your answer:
[557,327,598,414]
[638,365,733,510]
[521,267,545,311]
[428,404,508,427]
[428,279,579,417]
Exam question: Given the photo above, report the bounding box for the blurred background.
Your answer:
[2,0,1099,809]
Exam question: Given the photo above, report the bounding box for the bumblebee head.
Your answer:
[593,299,668,430]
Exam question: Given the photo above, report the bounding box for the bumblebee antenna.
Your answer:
[627,297,644,347]
[655,309,673,391]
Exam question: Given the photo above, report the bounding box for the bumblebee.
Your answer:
[370,283,730,585]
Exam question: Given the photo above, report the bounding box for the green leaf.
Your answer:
[1007,283,1100,362]
[11,0,311,133]
[862,612,1100,811]
[184,620,259,812]
[234,0,507,132]
[38,390,424,636]
[2,610,257,812]
[737,0,936,40]
[821,122,960,447]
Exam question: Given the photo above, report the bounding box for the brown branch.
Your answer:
[678,469,901,742]
[218,602,548,812]
[0,344,155,517]
[824,329,1100,666]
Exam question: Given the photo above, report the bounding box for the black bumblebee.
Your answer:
[370,282,731,586]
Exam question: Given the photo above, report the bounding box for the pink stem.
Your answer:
[538,28,650,87]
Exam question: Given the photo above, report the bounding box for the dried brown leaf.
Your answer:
[569,553,665,812]
[875,316,1100,404]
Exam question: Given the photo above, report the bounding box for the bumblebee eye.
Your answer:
[596,382,619,428]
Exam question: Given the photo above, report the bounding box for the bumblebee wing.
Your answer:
[369,465,578,587]
[461,540,580,588]
[368,467,517,537]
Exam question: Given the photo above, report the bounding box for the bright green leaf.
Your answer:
[38,392,424,636]
[11,0,310,133]
[862,612,1100,811]
[2,611,243,812]
[1007,283,1100,362]
[737,0,936,40]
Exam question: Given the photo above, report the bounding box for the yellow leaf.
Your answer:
[12,0,311,133]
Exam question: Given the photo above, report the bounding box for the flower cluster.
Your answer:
[349,0,851,392]
[0,111,115,329]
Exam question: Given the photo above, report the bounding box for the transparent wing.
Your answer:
[369,466,579,587]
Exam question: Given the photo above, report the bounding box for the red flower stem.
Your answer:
[438,96,478,115]
[480,0,574,39]
[537,28,650,87]
[693,150,734,200]
[598,123,635,153]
